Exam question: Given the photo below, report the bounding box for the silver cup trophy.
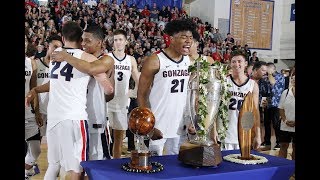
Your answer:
[178,60,223,167]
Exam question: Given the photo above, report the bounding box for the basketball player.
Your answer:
[189,32,215,65]
[51,25,115,160]
[214,50,261,150]
[178,32,215,145]
[25,41,42,178]
[35,34,63,140]
[107,29,140,159]
[137,19,198,156]
[26,22,114,180]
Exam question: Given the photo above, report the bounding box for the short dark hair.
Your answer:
[193,31,200,42]
[267,62,276,68]
[48,34,62,43]
[231,49,247,60]
[62,21,82,42]
[252,61,267,71]
[164,19,197,36]
[84,25,105,40]
[113,29,127,39]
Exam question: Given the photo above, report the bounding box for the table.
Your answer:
[81,150,295,180]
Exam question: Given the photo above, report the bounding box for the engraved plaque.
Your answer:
[241,111,254,130]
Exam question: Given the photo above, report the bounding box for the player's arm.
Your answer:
[137,54,159,108]
[105,65,115,102]
[25,81,50,108]
[137,54,163,140]
[30,59,43,127]
[87,54,115,95]
[51,49,113,75]
[130,56,141,87]
[252,82,261,150]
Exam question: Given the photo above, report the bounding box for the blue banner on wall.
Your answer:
[290,3,295,21]
[110,0,182,10]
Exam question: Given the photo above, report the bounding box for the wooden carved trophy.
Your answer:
[238,91,259,160]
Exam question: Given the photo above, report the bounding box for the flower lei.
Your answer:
[188,57,231,140]
[223,154,268,165]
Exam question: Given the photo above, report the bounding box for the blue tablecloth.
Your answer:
[81,150,295,180]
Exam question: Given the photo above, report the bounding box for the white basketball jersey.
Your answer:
[149,50,190,138]
[107,52,132,112]
[36,58,50,115]
[25,57,35,119]
[86,55,106,133]
[47,48,90,130]
[223,76,255,144]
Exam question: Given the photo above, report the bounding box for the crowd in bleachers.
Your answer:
[25,0,261,68]
[25,0,295,178]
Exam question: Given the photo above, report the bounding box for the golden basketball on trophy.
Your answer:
[122,107,164,173]
[128,107,155,136]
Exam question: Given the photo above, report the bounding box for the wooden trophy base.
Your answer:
[178,142,222,167]
[129,150,152,171]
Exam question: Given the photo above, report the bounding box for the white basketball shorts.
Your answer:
[46,120,89,173]
[108,111,128,130]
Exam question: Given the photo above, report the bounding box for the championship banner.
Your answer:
[230,0,274,50]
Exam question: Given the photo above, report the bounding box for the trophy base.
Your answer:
[238,155,258,160]
[178,141,222,167]
[129,150,152,171]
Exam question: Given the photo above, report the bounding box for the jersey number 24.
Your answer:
[51,62,74,81]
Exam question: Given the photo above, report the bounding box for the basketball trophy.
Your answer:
[178,60,222,167]
[238,92,259,160]
[122,107,164,173]
[222,92,268,164]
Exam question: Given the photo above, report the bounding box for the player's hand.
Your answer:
[35,113,43,127]
[25,89,36,108]
[187,124,196,135]
[261,99,268,108]
[286,120,295,127]
[51,49,68,62]
[210,127,218,144]
[149,128,163,140]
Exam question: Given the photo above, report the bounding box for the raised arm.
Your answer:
[51,49,113,75]
[137,54,159,108]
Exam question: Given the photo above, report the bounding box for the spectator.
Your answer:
[278,72,295,160]
[261,62,285,150]
[250,51,259,63]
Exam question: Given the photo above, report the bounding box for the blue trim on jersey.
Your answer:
[112,52,127,62]
[160,49,184,64]
[230,75,250,87]
[39,58,49,68]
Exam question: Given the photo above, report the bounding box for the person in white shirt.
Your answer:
[278,72,295,160]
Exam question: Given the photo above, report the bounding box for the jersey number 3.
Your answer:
[117,72,123,81]
[51,62,74,81]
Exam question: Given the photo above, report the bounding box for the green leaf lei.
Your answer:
[188,57,231,141]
